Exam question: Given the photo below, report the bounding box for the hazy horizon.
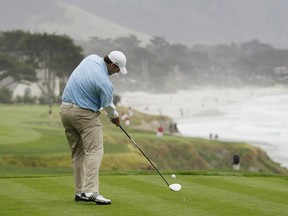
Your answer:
[1,0,288,48]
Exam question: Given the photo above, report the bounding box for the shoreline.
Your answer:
[120,86,288,169]
[120,85,288,120]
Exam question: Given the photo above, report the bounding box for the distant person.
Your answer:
[157,126,164,137]
[174,123,179,133]
[125,116,130,126]
[48,98,53,118]
[179,108,184,117]
[120,111,128,120]
[232,154,240,170]
[48,109,52,119]
[127,106,133,116]
[169,122,177,134]
[60,50,128,205]
[169,123,173,134]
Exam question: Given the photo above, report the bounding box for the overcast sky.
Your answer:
[1,0,288,48]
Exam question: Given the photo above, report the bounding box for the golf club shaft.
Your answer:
[119,125,170,187]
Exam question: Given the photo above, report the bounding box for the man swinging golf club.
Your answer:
[60,51,127,205]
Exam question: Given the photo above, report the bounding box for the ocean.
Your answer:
[121,88,288,169]
[177,93,288,169]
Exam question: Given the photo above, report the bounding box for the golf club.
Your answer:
[119,124,181,192]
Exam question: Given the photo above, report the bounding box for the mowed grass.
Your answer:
[0,105,288,215]
[1,174,288,216]
[0,105,72,174]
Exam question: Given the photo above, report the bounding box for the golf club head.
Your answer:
[169,183,182,192]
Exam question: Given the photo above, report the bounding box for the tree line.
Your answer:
[82,35,288,92]
[1,30,288,103]
[0,30,83,103]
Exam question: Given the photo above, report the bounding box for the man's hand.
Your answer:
[111,116,120,127]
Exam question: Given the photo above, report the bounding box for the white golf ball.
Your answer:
[171,174,176,178]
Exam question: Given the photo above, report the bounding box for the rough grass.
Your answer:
[0,104,287,174]
[0,174,288,216]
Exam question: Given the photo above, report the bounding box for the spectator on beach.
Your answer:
[179,108,184,118]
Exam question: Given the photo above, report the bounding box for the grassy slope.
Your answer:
[0,104,286,175]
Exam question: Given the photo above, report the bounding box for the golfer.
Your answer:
[60,51,127,205]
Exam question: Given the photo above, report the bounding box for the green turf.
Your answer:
[0,174,287,216]
[0,104,287,215]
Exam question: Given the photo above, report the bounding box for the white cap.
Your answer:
[108,50,127,74]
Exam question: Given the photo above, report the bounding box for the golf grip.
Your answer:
[119,124,170,186]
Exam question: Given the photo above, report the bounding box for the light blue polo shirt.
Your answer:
[61,54,114,112]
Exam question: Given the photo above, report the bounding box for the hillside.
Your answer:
[0,105,286,176]
[1,0,288,48]
[100,107,287,174]
[0,1,152,45]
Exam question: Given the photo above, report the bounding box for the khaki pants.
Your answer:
[60,104,103,194]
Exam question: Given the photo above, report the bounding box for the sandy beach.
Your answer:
[120,86,287,120]
[120,85,288,168]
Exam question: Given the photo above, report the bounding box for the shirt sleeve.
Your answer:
[99,83,119,119]
[103,102,119,119]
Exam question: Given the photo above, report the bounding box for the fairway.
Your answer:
[0,105,287,215]
[1,174,288,216]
